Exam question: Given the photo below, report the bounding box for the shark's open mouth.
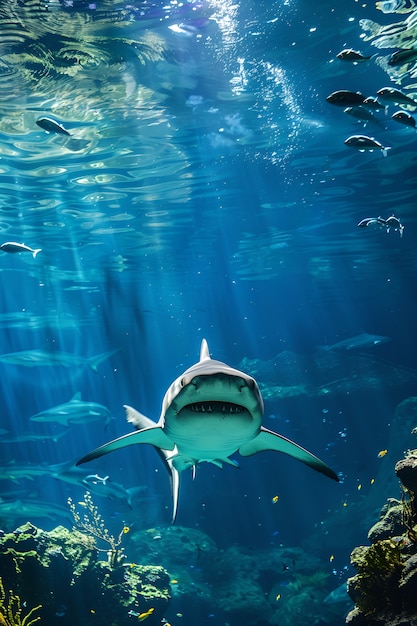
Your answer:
[184,401,244,414]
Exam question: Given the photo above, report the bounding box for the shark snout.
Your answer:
[169,373,263,421]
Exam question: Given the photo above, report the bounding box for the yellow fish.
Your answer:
[272,495,279,504]
[329,554,335,562]
[378,449,388,458]
[122,526,130,534]
[138,608,154,621]
[170,579,178,585]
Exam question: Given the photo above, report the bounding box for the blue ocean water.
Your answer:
[1,0,417,624]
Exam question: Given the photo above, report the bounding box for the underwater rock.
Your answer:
[0,522,170,625]
[130,526,348,625]
[367,499,405,543]
[346,448,417,625]
[395,450,417,493]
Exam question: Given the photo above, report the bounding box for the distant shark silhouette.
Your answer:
[77,340,339,520]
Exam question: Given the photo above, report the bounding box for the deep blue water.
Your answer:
[1,0,417,624]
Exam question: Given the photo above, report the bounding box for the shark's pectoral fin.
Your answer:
[76,427,175,465]
[239,427,339,482]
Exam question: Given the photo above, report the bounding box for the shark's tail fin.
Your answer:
[87,349,120,372]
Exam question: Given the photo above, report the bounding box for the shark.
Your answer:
[77,339,339,520]
[30,393,115,428]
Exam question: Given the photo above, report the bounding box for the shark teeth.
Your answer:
[186,401,243,414]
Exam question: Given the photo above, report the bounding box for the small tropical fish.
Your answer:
[138,608,154,621]
[370,478,375,484]
[36,116,71,136]
[170,579,178,584]
[272,495,279,504]
[329,554,335,562]
[376,87,417,107]
[344,134,390,156]
[122,526,130,534]
[0,242,41,258]
[378,449,388,458]
[337,49,372,62]
[357,484,362,490]
[388,49,417,67]
[391,110,416,128]
[276,594,281,601]
[326,90,366,107]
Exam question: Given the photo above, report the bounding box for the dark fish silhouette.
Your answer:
[344,134,390,155]
[36,116,71,136]
[376,88,417,107]
[388,49,417,67]
[337,49,372,62]
[326,90,366,107]
[391,110,416,128]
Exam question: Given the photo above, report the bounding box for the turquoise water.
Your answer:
[1,0,417,624]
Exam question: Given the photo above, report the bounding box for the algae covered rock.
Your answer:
[0,522,170,626]
[367,500,405,543]
[346,447,417,625]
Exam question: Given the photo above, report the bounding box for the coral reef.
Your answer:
[346,448,417,625]
[129,525,344,625]
[0,522,170,626]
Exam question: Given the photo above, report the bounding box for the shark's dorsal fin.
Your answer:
[200,339,210,361]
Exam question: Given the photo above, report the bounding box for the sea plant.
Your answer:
[68,491,129,568]
[0,577,41,626]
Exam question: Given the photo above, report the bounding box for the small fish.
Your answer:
[271,495,279,504]
[362,96,386,112]
[170,579,178,584]
[385,214,404,237]
[391,110,416,128]
[326,90,366,107]
[357,484,362,490]
[337,49,372,62]
[0,242,41,258]
[36,116,71,136]
[329,554,335,562]
[388,49,417,67]
[138,608,155,621]
[370,478,375,484]
[378,449,388,458]
[344,106,384,127]
[122,526,130,534]
[276,594,281,601]
[376,87,417,107]
[344,134,390,156]
[357,216,387,229]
